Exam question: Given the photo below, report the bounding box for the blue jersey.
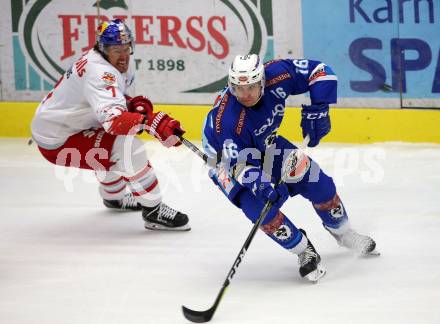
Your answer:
[202,58,337,170]
[201,59,356,257]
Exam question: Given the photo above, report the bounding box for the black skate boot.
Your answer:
[142,203,190,231]
[103,193,142,211]
[298,229,326,282]
[328,228,379,256]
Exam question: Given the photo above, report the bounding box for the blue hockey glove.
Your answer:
[300,104,331,147]
[241,168,289,209]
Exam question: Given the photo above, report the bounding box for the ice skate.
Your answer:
[103,192,142,211]
[329,228,379,256]
[298,229,326,282]
[143,203,190,231]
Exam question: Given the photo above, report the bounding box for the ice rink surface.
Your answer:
[1,138,439,324]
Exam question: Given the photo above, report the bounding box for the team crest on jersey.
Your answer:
[101,72,116,85]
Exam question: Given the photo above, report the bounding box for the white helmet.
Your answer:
[228,54,265,93]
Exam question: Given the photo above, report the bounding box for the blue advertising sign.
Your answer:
[302,0,439,99]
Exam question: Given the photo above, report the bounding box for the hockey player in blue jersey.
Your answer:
[202,54,378,282]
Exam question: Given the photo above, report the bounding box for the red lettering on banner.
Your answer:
[59,15,81,60]
[59,14,229,60]
[133,16,154,44]
[186,16,205,52]
[157,16,186,48]
[82,15,107,52]
[207,16,228,59]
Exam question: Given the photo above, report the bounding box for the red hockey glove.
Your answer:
[144,111,185,148]
[126,95,153,119]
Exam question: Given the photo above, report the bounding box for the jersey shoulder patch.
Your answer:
[85,59,123,91]
[308,63,337,86]
[101,72,116,86]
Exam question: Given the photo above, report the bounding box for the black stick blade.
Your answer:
[182,305,216,323]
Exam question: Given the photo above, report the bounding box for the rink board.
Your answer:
[3,0,440,108]
[0,102,439,143]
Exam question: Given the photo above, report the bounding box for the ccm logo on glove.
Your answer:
[303,110,329,120]
[300,103,331,147]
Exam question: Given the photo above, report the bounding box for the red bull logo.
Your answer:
[101,72,116,85]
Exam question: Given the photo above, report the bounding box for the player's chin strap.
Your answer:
[179,134,310,323]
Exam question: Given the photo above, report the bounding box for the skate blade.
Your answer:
[305,265,326,283]
[362,249,380,257]
[144,222,191,231]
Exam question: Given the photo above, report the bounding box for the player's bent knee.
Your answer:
[112,136,149,174]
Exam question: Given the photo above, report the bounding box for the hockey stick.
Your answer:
[180,135,310,323]
[178,136,211,166]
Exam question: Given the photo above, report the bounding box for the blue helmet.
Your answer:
[96,19,134,54]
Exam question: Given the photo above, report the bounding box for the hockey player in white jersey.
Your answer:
[31,19,190,231]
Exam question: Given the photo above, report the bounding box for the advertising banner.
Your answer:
[1,0,438,108]
[1,0,301,104]
[302,0,440,108]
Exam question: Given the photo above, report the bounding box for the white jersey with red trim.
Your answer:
[31,49,135,149]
